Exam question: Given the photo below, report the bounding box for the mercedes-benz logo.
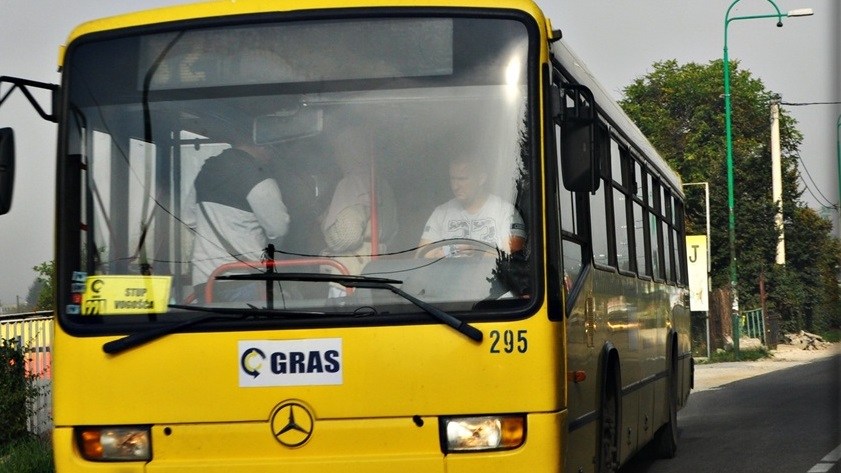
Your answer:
[270,401,314,447]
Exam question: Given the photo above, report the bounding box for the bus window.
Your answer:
[673,198,687,284]
[633,162,650,277]
[60,15,536,321]
[662,187,674,282]
[611,139,630,272]
[591,183,610,266]
[648,175,663,279]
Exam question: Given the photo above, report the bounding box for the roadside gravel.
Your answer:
[692,342,841,392]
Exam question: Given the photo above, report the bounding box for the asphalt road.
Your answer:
[619,355,841,473]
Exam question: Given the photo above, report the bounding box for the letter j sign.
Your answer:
[685,235,709,312]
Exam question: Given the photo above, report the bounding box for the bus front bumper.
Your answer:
[54,411,566,472]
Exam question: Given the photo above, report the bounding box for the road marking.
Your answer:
[823,444,841,463]
[808,444,841,473]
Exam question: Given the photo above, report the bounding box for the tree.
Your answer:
[620,59,840,332]
[29,261,55,311]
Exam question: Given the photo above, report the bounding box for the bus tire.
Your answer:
[653,343,678,458]
[596,356,621,473]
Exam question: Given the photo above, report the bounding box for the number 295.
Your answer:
[489,330,527,354]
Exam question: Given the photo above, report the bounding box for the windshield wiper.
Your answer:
[105,273,482,355]
[102,305,326,355]
[221,272,483,342]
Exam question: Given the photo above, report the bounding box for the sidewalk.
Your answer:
[693,343,841,392]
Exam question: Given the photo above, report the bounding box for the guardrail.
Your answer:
[0,310,53,435]
[740,308,766,345]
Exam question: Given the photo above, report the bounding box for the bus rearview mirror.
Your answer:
[0,127,14,215]
[253,107,323,145]
[557,83,599,193]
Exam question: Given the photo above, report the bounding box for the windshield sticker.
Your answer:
[239,339,343,388]
[81,275,172,315]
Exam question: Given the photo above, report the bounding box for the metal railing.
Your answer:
[740,308,765,345]
[0,310,53,435]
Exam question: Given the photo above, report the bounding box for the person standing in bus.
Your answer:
[321,126,398,257]
[320,126,398,298]
[418,156,526,258]
[185,133,291,302]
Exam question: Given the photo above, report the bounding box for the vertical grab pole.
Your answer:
[368,133,379,259]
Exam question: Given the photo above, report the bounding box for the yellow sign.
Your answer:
[81,276,171,315]
[685,235,709,312]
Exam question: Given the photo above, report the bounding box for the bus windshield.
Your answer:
[59,15,537,326]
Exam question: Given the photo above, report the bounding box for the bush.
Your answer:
[703,347,771,363]
[0,436,53,473]
[0,339,34,447]
[820,329,841,343]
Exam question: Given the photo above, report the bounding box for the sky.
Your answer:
[0,0,838,306]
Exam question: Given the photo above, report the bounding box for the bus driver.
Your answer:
[418,156,526,258]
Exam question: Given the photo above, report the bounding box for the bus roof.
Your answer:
[551,39,684,195]
[59,0,548,65]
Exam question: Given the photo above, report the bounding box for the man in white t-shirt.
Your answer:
[419,157,526,258]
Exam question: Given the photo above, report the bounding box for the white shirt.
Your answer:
[421,194,526,252]
[184,149,290,286]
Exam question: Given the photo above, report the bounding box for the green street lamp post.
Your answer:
[723,0,812,357]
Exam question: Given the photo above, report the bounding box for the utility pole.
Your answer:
[768,98,786,350]
[770,97,785,265]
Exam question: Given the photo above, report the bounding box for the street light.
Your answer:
[723,0,812,357]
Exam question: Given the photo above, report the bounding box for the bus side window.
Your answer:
[647,174,663,279]
[632,160,649,277]
[610,138,631,272]
[589,124,611,267]
[673,198,687,284]
[662,187,675,282]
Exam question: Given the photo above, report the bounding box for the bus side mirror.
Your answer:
[553,83,599,193]
[0,127,14,215]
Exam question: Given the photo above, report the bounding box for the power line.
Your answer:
[799,175,838,211]
[780,101,841,106]
[794,151,838,210]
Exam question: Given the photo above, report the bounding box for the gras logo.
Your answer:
[238,339,343,387]
[240,347,266,378]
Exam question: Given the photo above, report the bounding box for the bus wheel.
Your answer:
[597,367,620,473]
[653,357,678,458]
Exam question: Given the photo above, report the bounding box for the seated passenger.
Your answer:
[419,156,525,258]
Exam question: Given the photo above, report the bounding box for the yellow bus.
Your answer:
[0,0,692,471]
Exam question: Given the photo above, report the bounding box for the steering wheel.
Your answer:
[202,258,351,302]
[416,238,498,259]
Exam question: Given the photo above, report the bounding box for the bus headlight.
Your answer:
[76,426,151,461]
[441,415,525,452]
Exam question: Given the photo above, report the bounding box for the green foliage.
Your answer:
[0,340,33,447]
[0,436,53,473]
[30,261,55,311]
[0,340,51,472]
[620,59,841,333]
[820,329,841,343]
[704,347,771,363]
